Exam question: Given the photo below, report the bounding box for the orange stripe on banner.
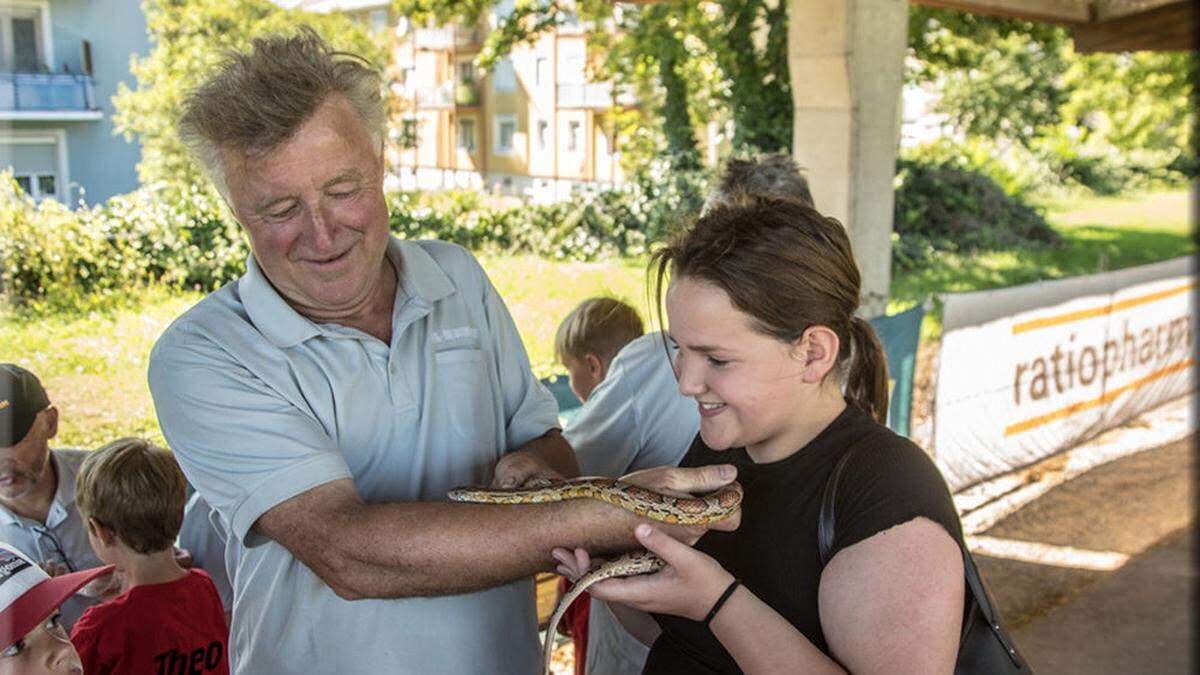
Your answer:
[1004,358,1195,437]
[1011,282,1195,335]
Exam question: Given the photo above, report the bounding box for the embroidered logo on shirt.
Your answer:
[431,327,479,344]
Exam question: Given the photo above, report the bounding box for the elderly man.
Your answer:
[148,30,735,674]
[0,364,107,629]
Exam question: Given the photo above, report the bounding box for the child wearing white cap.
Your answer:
[0,541,112,674]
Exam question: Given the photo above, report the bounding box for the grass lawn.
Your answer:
[1,189,1192,449]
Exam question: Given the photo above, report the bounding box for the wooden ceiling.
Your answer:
[914,0,1197,52]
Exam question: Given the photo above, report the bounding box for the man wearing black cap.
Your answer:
[0,363,106,630]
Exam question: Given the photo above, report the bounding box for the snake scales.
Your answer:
[447,477,743,675]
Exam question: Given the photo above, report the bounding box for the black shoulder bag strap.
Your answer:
[817,447,1028,672]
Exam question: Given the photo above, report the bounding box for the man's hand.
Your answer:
[77,568,126,601]
[619,464,742,543]
[491,449,564,488]
[39,560,69,577]
[173,546,194,568]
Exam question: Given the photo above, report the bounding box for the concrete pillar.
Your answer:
[788,0,908,317]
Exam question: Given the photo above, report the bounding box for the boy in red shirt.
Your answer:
[69,438,228,675]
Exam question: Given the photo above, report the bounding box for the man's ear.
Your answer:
[792,326,840,384]
[43,407,59,441]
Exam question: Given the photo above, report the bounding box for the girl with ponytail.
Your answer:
[555,197,968,674]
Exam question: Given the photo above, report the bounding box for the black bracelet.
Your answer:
[703,579,741,626]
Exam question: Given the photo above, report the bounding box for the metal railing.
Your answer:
[415,27,455,50]
[417,84,453,107]
[0,72,97,113]
[557,82,620,108]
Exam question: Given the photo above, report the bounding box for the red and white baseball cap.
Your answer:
[0,542,113,649]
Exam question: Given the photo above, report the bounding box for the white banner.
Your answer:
[934,256,1195,491]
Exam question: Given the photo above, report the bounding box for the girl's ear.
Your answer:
[792,326,840,384]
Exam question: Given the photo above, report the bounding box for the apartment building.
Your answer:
[0,0,148,204]
[304,0,628,201]
[394,15,628,200]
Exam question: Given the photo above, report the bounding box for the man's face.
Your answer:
[0,409,54,502]
[222,94,391,318]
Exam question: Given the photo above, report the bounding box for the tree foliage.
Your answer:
[907,6,1195,191]
[114,0,386,199]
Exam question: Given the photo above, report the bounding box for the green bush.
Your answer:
[892,159,1061,269]
[1,165,710,313]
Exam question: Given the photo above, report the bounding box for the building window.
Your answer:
[399,118,418,149]
[369,9,389,32]
[1,10,43,72]
[458,61,475,84]
[14,172,58,200]
[457,118,476,151]
[537,120,549,151]
[567,121,581,153]
[535,57,548,86]
[494,114,517,155]
[492,58,516,93]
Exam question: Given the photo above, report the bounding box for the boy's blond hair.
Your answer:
[555,297,644,366]
[75,438,188,555]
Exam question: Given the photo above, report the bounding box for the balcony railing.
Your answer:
[557,82,619,108]
[415,27,454,50]
[455,83,480,106]
[0,72,97,114]
[417,84,453,107]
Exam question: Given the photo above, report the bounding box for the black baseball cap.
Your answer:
[0,364,51,447]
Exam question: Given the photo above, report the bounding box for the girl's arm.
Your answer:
[558,517,963,675]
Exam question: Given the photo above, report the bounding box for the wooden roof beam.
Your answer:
[912,0,1090,24]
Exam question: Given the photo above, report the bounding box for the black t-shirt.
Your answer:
[644,403,964,674]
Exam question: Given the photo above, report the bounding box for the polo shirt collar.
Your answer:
[391,238,455,307]
[238,237,456,348]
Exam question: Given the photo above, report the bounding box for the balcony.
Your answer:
[417,84,453,108]
[414,27,454,50]
[0,72,101,120]
[557,82,619,109]
[455,83,480,106]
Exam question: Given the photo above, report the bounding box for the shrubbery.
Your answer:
[892,159,1061,269]
[0,164,708,313]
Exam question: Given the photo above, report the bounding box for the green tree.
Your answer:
[907,6,1195,191]
[114,0,385,199]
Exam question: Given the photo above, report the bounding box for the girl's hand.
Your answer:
[552,524,734,621]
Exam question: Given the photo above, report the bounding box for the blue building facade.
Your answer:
[0,0,148,205]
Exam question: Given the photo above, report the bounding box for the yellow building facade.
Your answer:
[389,16,626,200]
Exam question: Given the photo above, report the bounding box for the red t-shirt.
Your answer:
[70,568,229,675]
[556,577,591,675]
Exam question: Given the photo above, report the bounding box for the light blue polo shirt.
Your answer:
[149,238,559,674]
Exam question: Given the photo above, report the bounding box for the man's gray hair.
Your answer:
[178,27,385,200]
[703,154,815,214]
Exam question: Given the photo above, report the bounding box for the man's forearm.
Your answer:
[296,492,645,599]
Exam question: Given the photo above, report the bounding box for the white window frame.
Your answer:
[0,1,53,72]
[457,117,476,152]
[494,113,517,156]
[2,128,69,202]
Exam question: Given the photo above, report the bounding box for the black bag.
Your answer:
[817,448,1031,674]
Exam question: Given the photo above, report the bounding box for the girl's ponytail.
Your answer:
[845,316,889,424]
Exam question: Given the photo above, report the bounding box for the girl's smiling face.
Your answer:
[667,276,821,462]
